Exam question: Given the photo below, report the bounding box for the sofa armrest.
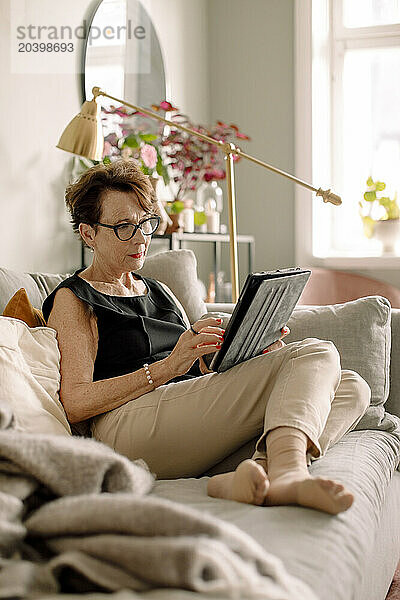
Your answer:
[205,303,235,314]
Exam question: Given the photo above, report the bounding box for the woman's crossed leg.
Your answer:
[207,343,370,514]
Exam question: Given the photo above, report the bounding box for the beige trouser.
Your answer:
[91,338,371,480]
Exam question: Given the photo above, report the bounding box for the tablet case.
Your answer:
[209,268,311,373]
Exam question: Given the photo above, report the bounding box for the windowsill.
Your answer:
[311,254,400,269]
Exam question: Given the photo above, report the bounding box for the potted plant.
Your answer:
[154,102,250,232]
[359,177,400,253]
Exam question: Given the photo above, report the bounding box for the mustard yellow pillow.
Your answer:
[2,288,46,327]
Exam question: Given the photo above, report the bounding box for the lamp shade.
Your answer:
[56,98,104,161]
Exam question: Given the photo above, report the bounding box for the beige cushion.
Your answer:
[138,250,206,324]
[0,317,71,436]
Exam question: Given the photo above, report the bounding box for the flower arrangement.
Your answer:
[150,100,251,211]
[359,176,400,238]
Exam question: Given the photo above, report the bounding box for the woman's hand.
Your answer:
[167,317,225,377]
[165,317,225,377]
[199,325,292,372]
[262,326,290,355]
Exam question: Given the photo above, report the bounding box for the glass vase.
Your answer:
[196,181,223,234]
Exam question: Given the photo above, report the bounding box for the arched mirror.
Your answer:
[83,0,167,133]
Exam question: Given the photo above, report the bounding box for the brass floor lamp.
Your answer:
[57,86,342,303]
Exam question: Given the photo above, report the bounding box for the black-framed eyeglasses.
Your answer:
[94,215,160,241]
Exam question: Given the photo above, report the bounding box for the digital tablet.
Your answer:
[208,268,311,373]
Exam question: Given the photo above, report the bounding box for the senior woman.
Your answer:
[43,159,370,515]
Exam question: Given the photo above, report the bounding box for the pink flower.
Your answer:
[159,100,178,111]
[151,100,178,112]
[204,168,226,182]
[102,141,112,158]
[140,144,157,169]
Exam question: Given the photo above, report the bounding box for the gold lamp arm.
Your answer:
[94,87,341,204]
[91,87,341,301]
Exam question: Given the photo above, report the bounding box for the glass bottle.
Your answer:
[181,198,195,233]
[205,272,216,303]
[197,180,223,233]
[205,197,220,234]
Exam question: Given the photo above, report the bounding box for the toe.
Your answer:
[328,484,342,495]
[324,481,347,496]
[317,478,337,490]
[340,494,354,510]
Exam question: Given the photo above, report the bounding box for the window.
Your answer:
[295,0,400,264]
[343,0,400,28]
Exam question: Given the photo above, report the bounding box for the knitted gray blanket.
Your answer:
[0,403,317,600]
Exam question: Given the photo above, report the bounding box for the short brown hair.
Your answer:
[65,159,157,234]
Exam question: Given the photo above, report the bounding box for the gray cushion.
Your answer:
[286,296,400,434]
[0,268,68,312]
[138,249,206,324]
[287,296,391,407]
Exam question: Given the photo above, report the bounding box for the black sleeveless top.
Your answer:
[42,269,202,383]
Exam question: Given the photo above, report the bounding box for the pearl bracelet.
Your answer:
[143,363,155,390]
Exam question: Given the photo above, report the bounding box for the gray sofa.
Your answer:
[1,249,400,600]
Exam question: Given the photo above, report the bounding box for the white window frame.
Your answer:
[295,0,400,269]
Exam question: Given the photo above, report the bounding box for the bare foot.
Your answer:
[265,473,354,515]
[207,459,270,506]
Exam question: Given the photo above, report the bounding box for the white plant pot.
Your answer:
[373,219,400,254]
